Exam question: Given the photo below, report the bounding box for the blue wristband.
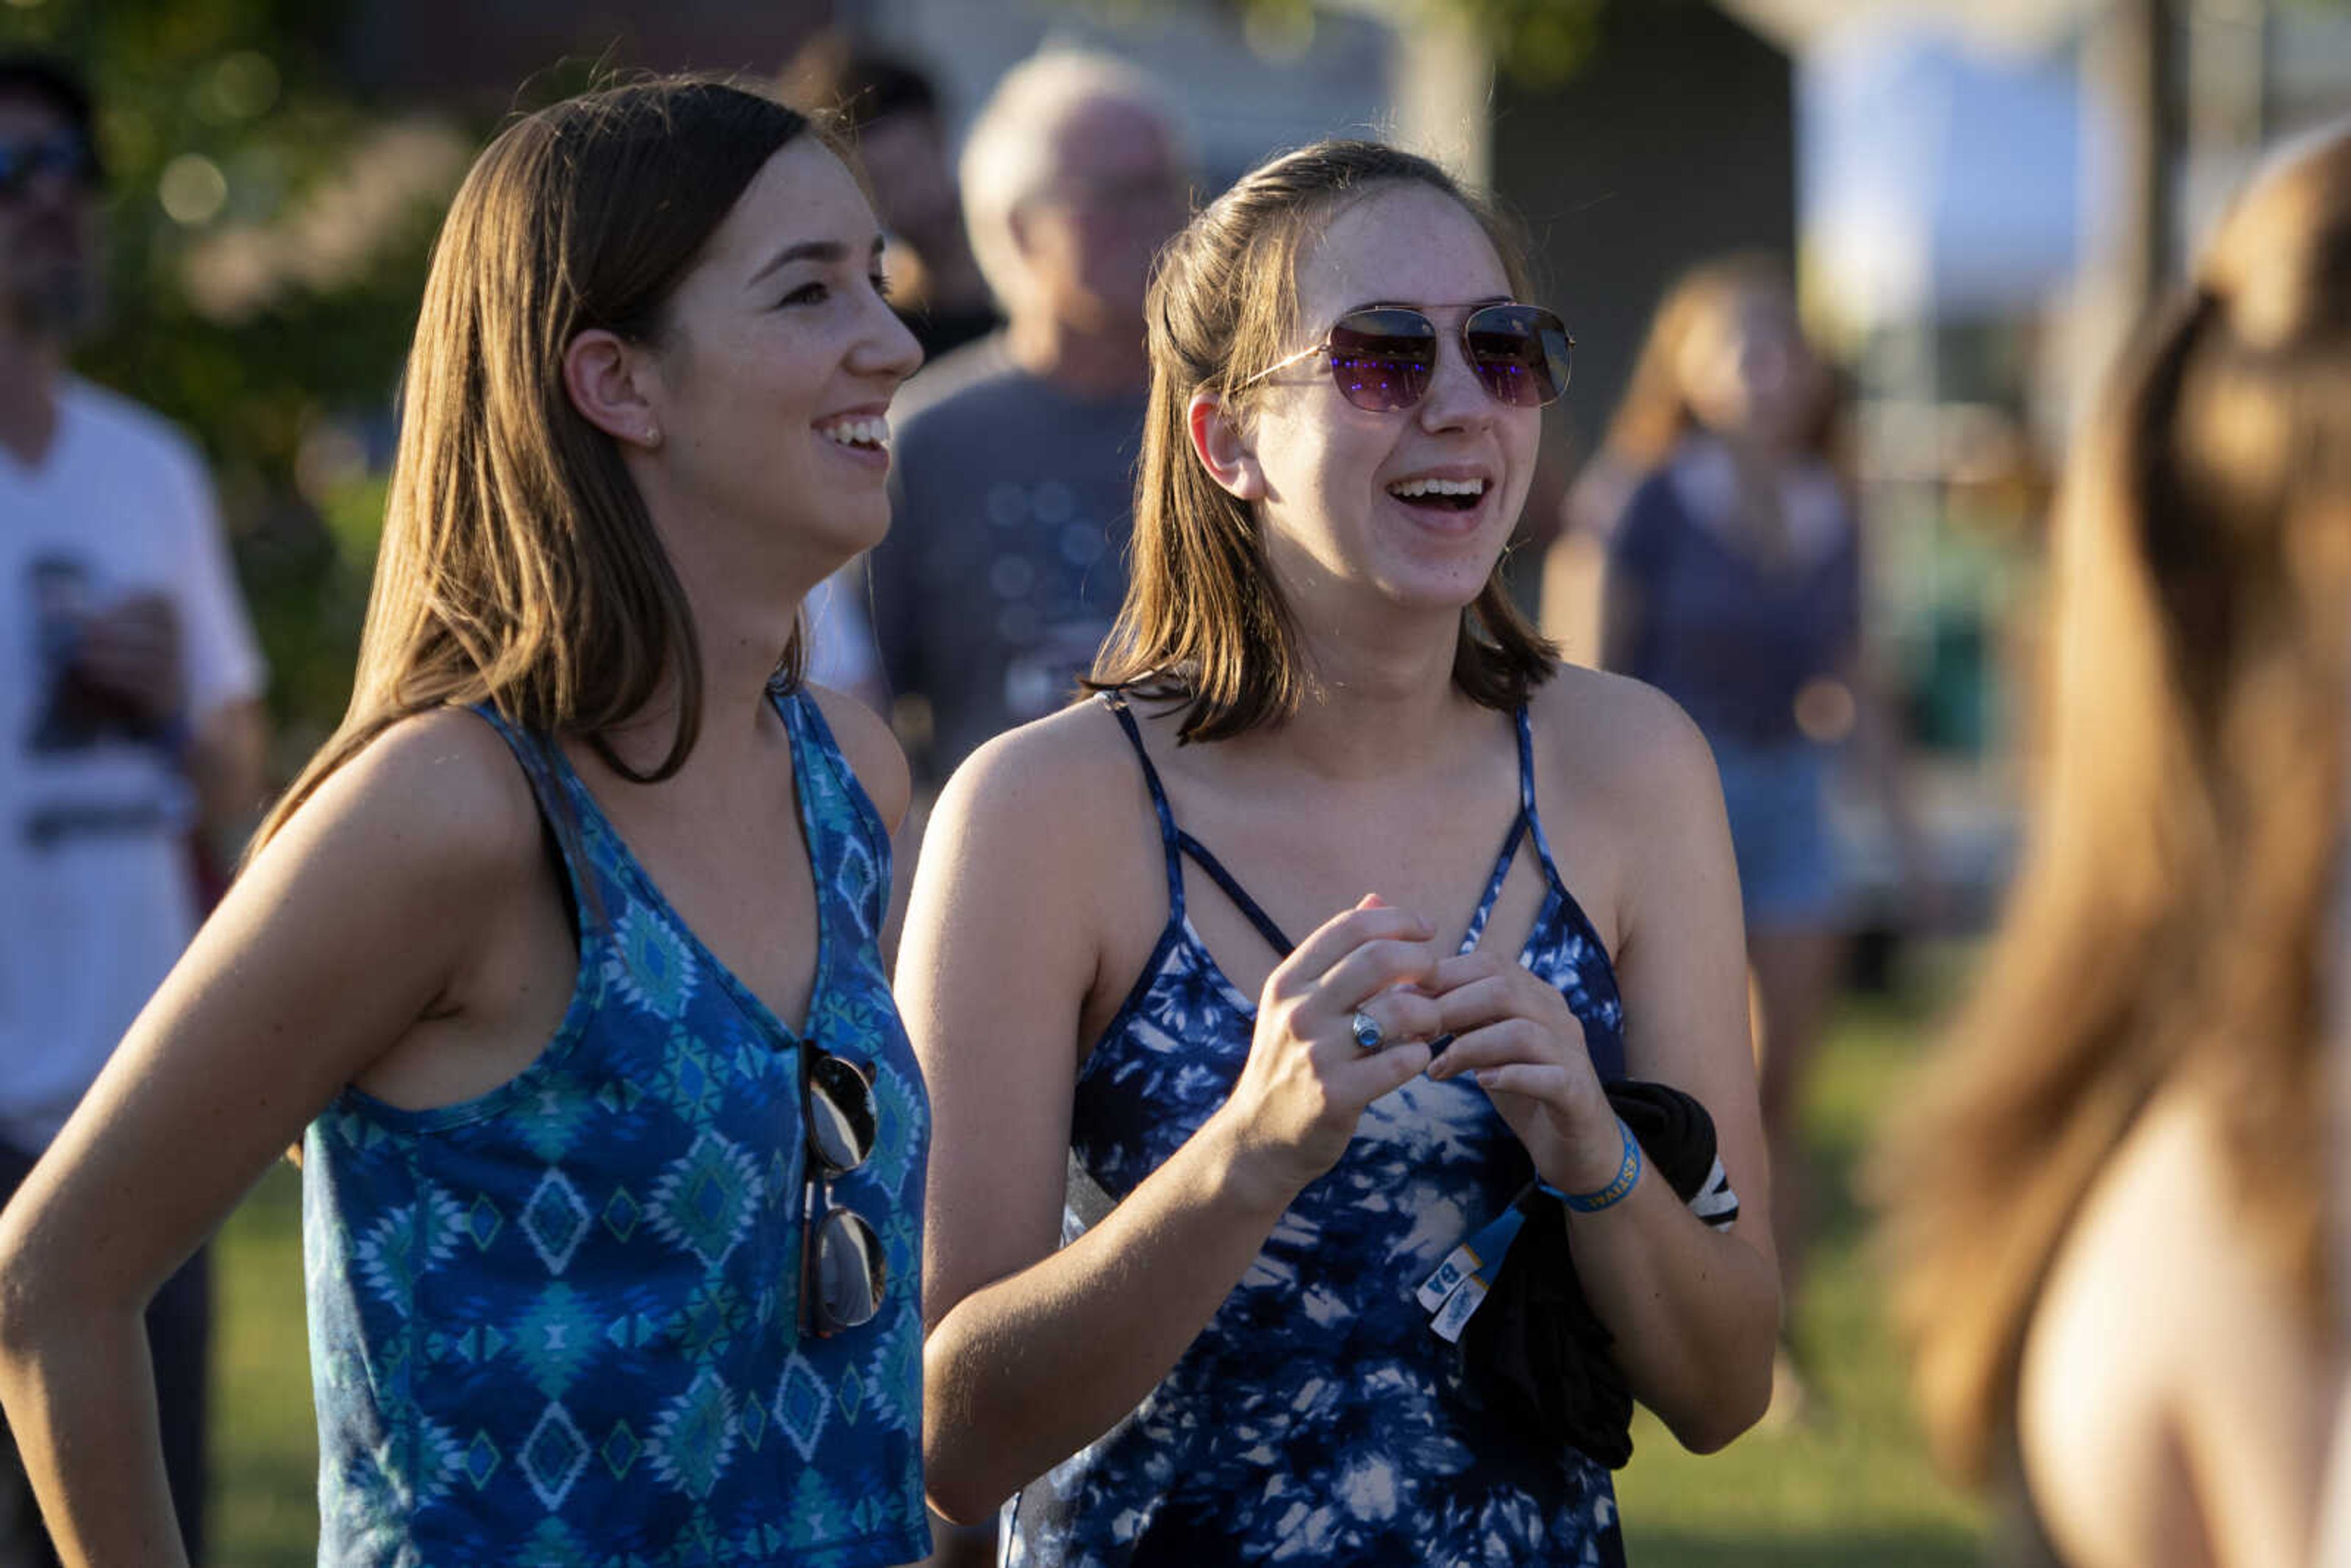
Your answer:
[1547,1118,1642,1214]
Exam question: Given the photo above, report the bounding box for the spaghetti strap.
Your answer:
[1455,704,1550,953]
[1100,692,1300,959]
[1175,831,1299,958]
[1458,813,1529,954]
[1103,692,1187,923]
[467,702,595,936]
[1514,703,1567,885]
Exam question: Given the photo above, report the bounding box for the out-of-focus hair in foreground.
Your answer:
[1881,116,2351,1484]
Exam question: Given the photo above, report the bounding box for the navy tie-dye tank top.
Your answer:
[1007,693,1630,1567]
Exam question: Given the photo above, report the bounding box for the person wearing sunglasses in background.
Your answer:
[0,78,932,1566]
[906,140,1776,1565]
[0,56,271,1567]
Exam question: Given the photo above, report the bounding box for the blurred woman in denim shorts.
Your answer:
[1588,257,1925,1414]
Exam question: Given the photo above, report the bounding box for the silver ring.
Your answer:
[1349,1009,1385,1051]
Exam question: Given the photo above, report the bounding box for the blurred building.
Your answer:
[1488,3,1798,473]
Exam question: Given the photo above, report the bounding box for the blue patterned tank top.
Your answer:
[302,687,929,1567]
[1007,693,1630,1567]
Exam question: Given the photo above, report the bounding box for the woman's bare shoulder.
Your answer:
[274,707,547,890]
[1528,664,1719,816]
[936,697,1147,835]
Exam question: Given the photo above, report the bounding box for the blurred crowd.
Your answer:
[1,17,2349,1568]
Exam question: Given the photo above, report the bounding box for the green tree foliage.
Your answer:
[2,0,459,752]
[1211,0,1608,86]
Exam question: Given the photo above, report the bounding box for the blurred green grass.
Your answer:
[207,974,1982,1565]
[1616,983,1984,1566]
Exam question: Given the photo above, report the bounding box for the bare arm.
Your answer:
[0,713,540,1566]
[1587,686,1779,1444]
[1430,680,1778,1451]
[907,726,1442,1523]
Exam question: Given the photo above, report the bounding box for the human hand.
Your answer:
[1212,895,1443,1208]
[70,594,184,728]
[1424,950,1624,1195]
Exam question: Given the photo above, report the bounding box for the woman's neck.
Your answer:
[588,544,822,782]
[1247,613,1483,784]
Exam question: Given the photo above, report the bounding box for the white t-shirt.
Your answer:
[0,379,266,1150]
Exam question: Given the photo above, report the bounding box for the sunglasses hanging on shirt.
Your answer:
[799,1049,888,1337]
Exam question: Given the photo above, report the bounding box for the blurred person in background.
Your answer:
[910,138,1774,1566]
[1881,120,2351,1568]
[0,78,931,1565]
[782,34,999,363]
[784,39,996,732]
[1570,256,1927,1414]
[0,54,268,1566]
[862,48,1190,786]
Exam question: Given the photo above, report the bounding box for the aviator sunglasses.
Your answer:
[800,1049,889,1337]
[0,130,97,200]
[1239,302,1574,413]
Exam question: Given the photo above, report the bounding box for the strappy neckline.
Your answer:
[538,685,836,1047]
[1101,690,1569,980]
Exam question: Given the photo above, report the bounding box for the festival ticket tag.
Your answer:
[1418,1204,1528,1341]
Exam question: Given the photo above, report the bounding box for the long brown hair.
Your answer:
[1089,138,1555,743]
[1880,122,2351,1484]
[253,78,831,852]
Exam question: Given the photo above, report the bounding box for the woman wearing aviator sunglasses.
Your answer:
[0,80,936,1566]
[907,140,1777,1564]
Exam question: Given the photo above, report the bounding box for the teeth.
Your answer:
[822,418,889,449]
[1389,476,1488,499]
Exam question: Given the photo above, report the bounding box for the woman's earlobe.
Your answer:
[1187,391,1264,501]
[563,328,663,450]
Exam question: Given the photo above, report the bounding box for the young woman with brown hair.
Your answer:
[1883,122,2351,1568]
[905,139,1777,1565]
[0,78,930,1565]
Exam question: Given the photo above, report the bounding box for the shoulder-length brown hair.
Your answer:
[253,77,834,852]
[1089,138,1556,743]
[1878,121,2351,1484]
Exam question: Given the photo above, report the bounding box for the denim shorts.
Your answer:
[1710,738,1845,931]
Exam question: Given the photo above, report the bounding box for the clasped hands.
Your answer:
[1214,893,1626,1209]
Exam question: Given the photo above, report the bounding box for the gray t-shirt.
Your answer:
[869,334,1146,783]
